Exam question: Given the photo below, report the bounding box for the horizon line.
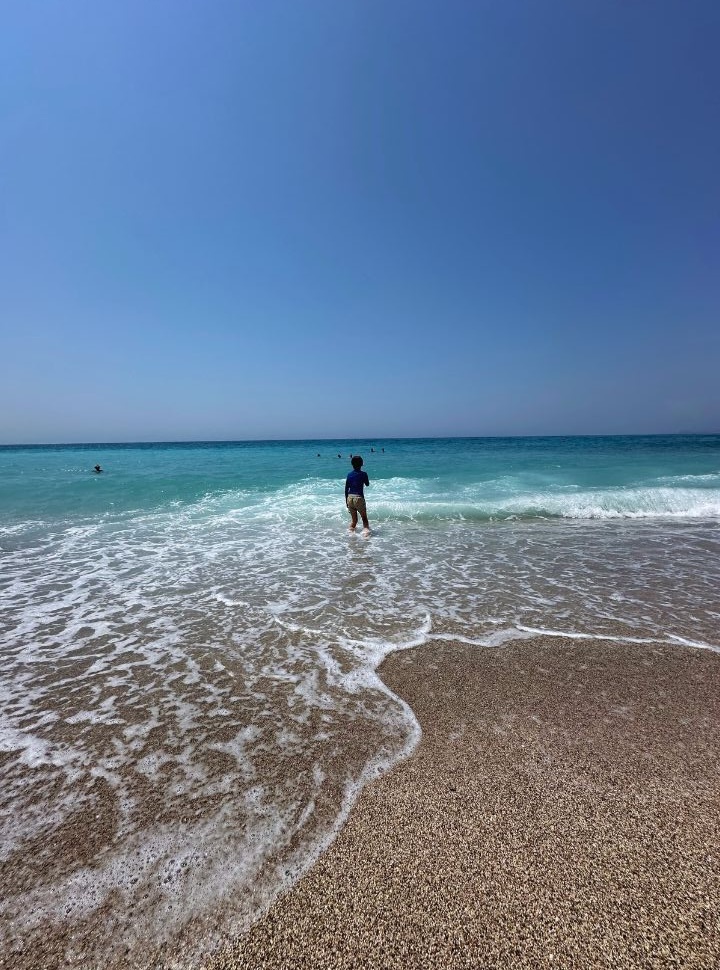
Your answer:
[1,431,718,448]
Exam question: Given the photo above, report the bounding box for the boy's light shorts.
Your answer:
[346,494,367,514]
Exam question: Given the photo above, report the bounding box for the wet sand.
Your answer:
[208,636,720,969]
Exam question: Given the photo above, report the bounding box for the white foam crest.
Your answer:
[388,476,720,521]
[656,471,720,484]
[516,486,720,519]
[667,633,720,653]
[516,624,720,654]
[0,519,47,538]
[427,628,538,648]
[338,612,434,673]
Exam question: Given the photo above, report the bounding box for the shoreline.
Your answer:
[207,635,720,969]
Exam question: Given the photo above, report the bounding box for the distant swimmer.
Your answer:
[345,455,370,534]
[317,453,321,457]
[337,453,342,458]
[93,464,103,474]
[371,447,375,453]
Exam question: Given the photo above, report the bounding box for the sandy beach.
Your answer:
[207,635,720,970]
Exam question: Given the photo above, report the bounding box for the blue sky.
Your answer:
[2,0,718,443]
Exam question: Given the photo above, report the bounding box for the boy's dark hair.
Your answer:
[351,455,363,470]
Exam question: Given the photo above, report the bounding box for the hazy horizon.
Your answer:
[2,430,719,449]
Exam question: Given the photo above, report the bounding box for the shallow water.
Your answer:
[1,436,719,966]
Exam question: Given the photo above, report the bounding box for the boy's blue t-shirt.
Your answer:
[345,469,370,497]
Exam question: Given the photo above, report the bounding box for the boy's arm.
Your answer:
[344,474,350,499]
[364,472,370,487]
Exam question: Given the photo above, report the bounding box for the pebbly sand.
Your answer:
[207,636,720,970]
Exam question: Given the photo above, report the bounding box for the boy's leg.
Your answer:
[347,499,358,530]
[360,511,370,531]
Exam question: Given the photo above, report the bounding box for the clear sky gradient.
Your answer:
[2,1,719,443]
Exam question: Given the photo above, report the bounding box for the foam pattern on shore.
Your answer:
[1,447,720,966]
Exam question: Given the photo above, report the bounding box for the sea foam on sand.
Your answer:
[208,635,720,970]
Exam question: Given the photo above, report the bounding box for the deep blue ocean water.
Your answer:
[1,435,719,966]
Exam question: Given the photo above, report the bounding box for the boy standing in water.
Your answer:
[345,455,370,533]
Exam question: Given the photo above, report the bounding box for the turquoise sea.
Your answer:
[2,435,720,967]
